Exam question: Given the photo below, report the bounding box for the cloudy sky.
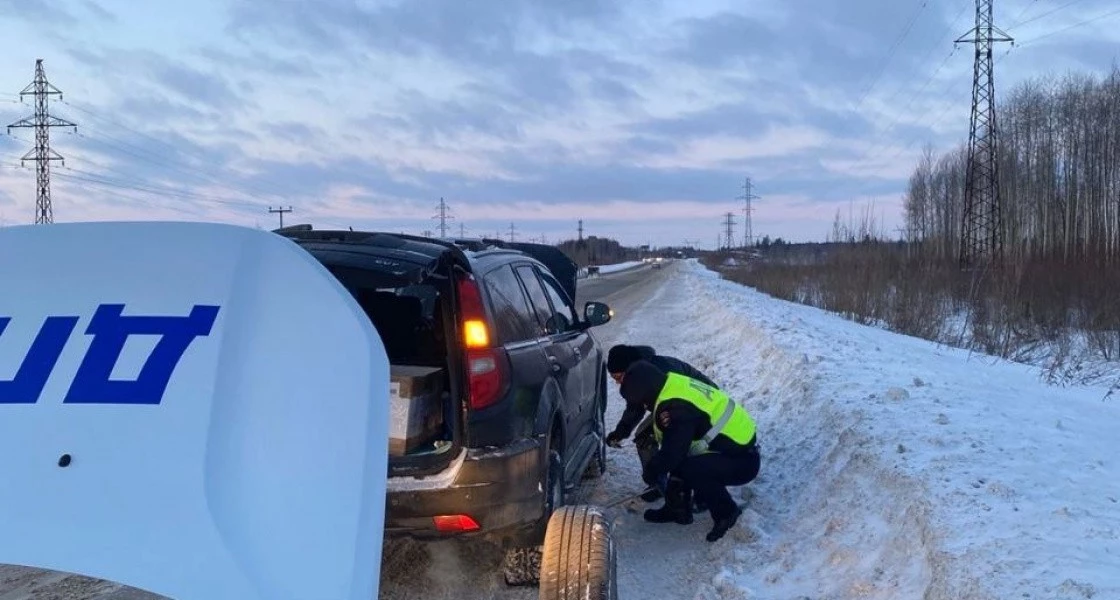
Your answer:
[0,0,1118,247]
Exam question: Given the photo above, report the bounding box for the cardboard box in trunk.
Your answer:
[389,365,446,456]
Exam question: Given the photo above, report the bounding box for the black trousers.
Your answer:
[634,417,658,470]
[672,449,760,519]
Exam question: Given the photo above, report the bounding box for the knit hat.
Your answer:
[607,344,655,374]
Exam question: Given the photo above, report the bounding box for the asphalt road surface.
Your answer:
[0,261,665,600]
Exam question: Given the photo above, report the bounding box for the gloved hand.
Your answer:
[605,431,625,448]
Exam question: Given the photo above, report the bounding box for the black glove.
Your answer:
[605,431,625,448]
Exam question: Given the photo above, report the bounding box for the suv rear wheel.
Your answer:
[583,376,608,479]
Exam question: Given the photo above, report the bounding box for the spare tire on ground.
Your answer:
[538,505,617,600]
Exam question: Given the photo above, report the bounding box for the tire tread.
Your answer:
[539,505,614,599]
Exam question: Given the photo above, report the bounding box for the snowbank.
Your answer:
[578,261,645,278]
[597,261,645,274]
[590,260,1120,599]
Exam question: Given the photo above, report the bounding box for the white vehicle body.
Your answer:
[0,222,389,600]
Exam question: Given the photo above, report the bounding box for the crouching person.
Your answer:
[619,360,760,542]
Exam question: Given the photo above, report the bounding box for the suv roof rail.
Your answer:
[274,226,486,268]
[278,227,531,257]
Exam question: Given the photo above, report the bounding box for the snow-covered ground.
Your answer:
[583,259,1120,599]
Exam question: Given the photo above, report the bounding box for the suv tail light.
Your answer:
[456,273,508,410]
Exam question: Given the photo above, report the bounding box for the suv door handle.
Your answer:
[574,347,582,361]
[548,355,561,373]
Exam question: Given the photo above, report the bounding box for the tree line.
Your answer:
[905,66,1120,265]
[705,66,1120,383]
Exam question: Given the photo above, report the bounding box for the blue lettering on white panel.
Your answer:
[0,316,79,404]
[0,304,220,405]
[65,304,221,405]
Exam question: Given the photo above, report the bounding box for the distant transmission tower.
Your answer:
[578,219,584,242]
[738,177,760,248]
[459,222,466,237]
[722,212,736,251]
[432,197,454,237]
[508,222,517,243]
[956,0,1012,268]
[7,59,77,224]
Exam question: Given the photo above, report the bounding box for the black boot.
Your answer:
[706,506,743,542]
[644,480,693,525]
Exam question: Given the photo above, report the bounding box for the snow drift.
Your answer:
[582,259,1118,600]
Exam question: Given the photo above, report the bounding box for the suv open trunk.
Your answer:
[295,233,470,478]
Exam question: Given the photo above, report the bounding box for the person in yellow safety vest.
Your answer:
[604,344,722,505]
[619,360,760,542]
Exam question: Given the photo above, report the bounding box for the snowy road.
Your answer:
[5,259,1118,599]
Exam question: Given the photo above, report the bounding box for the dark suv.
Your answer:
[276,226,613,584]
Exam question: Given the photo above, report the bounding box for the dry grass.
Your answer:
[702,245,1120,384]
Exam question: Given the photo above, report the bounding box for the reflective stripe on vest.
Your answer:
[652,372,755,455]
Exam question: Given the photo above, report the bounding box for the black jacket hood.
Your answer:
[619,360,668,411]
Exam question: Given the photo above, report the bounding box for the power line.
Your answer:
[65,127,285,205]
[1007,0,1042,25]
[53,169,261,207]
[52,100,299,204]
[1007,0,1092,29]
[51,172,230,219]
[32,137,274,208]
[6,60,76,224]
[856,0,973,163]
[1013,5,1120,46]
[851,0,934,112]
[4,129,272,211]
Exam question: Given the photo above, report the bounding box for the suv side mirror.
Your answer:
[583,301,613,327]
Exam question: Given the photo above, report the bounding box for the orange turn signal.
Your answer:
[463,319,490,348]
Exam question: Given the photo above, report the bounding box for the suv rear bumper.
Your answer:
[384,437,545,545]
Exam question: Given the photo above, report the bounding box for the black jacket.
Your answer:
[643,399,758,483]
[608,348,719,441]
